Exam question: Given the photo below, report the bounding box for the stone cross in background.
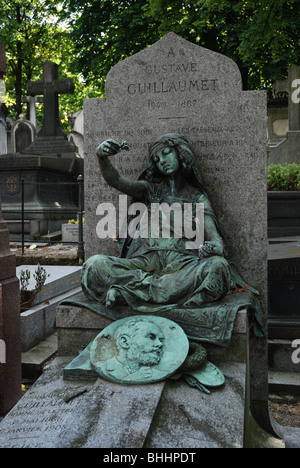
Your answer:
[274,65,300,131]
[22,95,43,128]
[27,61,74,137]
[0,196,21,415]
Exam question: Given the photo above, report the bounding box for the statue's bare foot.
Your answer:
[106,289,125,308]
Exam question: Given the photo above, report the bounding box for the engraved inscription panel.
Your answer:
[84,33,267,297]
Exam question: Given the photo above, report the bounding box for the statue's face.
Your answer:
[127,322,165,366]
[154,146,180,176]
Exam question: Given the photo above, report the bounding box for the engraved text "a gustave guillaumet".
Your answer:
[128,79,218,95]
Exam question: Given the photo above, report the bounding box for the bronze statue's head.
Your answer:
[139,133,204,191]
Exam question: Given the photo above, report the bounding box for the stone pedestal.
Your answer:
[56,303,248,362]
[0,198,21,415]
[0,153,83,236]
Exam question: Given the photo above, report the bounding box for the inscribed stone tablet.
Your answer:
[90,315,189,384]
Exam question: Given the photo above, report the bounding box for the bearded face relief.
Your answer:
[89,316,189,384]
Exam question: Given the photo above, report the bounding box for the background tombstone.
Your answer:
[22,95,43,129]
[268,65,300,164]
[0,60,83,238]
[11,115,36,153]
[0,196,22,415]
[83,33,272,434]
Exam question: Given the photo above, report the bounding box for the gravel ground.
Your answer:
[269,396,300,428]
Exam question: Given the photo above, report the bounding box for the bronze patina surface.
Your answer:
[89,315,189,384]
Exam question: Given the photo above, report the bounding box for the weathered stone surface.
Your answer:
[83,34,269,429]
[18,265,81,352]
[83,32,268,311]
[56,303,248,359]
[0,357,165,448]
[145,362,246,448]
[0,199,21,414]
[0,357,247,448]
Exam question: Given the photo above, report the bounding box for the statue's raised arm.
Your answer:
[96,139,148,199]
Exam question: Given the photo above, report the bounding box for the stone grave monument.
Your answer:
[11,114,36,153]
[268,65,300,164]
[0,195,22,415]
[22,95,43,129]
[0,33,285,448]
[0,61,83,238]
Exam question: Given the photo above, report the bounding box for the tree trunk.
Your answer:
[15,5,23,117]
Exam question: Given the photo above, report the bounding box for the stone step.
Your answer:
[268,339,300,373]
[269,371,300,395]
[40,231,62,242]
[21,286,81,352]
[22,333,58,381]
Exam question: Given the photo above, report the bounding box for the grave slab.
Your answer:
[22,332,58,380]
[21,286,81,352]
[18,265,81,351]
[17,265,82,305]
[0,357,252,448]
[0,357,165,448]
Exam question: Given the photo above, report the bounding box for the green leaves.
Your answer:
[0,0,299,127]
[267,164,300,191]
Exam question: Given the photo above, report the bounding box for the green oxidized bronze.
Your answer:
[64,133,264,388]
[82,134,233,311]
[90,316,189,385]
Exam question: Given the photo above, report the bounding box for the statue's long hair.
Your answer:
[138,133,206,194]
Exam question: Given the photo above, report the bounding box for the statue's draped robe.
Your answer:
[81,181,232,307]
[67,180,263,346]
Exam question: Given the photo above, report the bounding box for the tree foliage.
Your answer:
[65,0,300,92]
[0,0,68,117]
[0,0,299,126]
[143,0,300,90]
[64,0,161,93]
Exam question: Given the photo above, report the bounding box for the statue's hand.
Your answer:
[96,139,129,158]
[198,241,223,259]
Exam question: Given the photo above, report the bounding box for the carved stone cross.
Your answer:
[22,95,43,128]
[274,65,300,131]
[27,61,74,137]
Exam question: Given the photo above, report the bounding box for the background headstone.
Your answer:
[83,33,270,430]
[22,95,43,128]
[268,65,300,164]
[0,60,83,238]
[12,115,36,153]
[0,196,22,415]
